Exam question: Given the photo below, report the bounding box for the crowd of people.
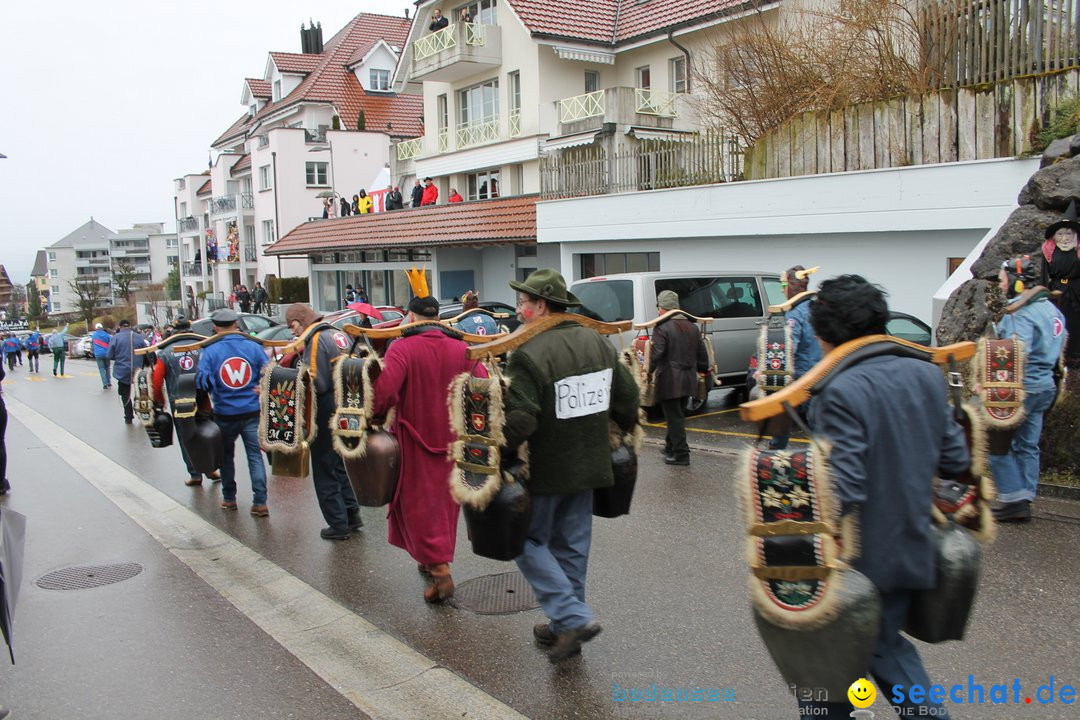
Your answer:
[320,175,489,218]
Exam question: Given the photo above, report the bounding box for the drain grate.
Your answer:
[36,563,144,591]
[452,571,539,614]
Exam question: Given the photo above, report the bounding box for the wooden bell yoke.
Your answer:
[169,330,293,354]
[466,313,632,359]
[340,319,508,346]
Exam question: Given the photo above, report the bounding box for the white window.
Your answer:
[48,251,56,261]
[670,57,686,93]
[459,0,497,24]
[272,79,282,101]
[262,220,276,245]
[259,165,272,190]
[369,69,390,91]
[305,162,329,186]
[52,300,61,310]
[585,71,599,93]
[249,103,257,117]
[51,285,60,294]
[636,65,651,89]
[241,177,253,195]
[466,169,500,200]
[459,79,499,126]
[509,71,521,112]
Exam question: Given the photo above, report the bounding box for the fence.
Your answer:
[744,68,1080,180]
[540,130,744,199]
[921,0,1080,87]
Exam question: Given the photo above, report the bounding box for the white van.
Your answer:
[570,271,784,408]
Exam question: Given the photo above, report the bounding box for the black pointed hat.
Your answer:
[1045,198,1080,238]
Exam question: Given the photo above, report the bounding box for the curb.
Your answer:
[1038,482,1080,501]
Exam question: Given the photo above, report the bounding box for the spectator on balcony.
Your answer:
[459,7,473,22]
[429,8,448,32]
[421,177,439,206]
[237,286,252,314]
[411,180,424,208]
[387,185,404,210]
[357,189,373,214]
[448,189,464,203]
[340,196,351,217]
[207,238,218,264]
[194,248,201,267]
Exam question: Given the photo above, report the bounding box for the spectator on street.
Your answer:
[411,179,423,208]
[421,177,438,206]
[237,285,252,313]
[344,285,357,307]
[92,322,112,389]
[429,8,448,31]
[252,282,269,314]
[448,188,464,203]
[649,290,709,466]
[107,319,148,424]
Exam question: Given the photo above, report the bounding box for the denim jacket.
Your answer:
[996,294,1066,392]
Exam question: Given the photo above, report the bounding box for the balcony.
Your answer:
[241,192,254,209]
[244,241,257,262]
[179,217,200,233]
[396,137,422,161]
[557,87,684,135]
[410,21,501,83]
[456,117,500,150]
[183,262,204,276]
[210,195,236,215]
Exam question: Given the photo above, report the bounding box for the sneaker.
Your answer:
[992,499,1031,523]
[548,622,602,663]
[185,475,202,487]
[220,500,238,511]
[320,526,350,541]
[250,504,269,517]
[347,508,364,530]
[533,622,557,647]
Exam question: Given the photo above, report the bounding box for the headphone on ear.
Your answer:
[1014,258,1026,294]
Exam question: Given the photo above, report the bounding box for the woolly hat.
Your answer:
[657,290,680,310]
[405,266,439,318]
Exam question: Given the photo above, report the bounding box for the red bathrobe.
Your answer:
[372,327,485,564]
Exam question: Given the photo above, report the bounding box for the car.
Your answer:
[886,311,933,346]
[75,335,94,358]
[255,324,295,361]
[326,305,407,331]
[438,301,520,333]
[190,312,279,338]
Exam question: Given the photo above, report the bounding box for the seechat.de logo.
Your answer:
[219,357,252,388]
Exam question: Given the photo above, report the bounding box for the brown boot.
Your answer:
[423,563,454,603]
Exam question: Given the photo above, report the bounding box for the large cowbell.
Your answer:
[173,374,223,475]
[905,521,980,643]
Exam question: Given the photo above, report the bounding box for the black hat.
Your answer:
[1002,255,1038,296]
[119,319,131,328]
[173,315,191,330]
[1045,199,1080,238]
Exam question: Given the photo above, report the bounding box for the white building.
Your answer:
[176,15,423,316]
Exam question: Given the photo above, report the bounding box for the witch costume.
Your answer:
[1040,203,1080,365]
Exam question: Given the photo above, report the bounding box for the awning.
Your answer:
[543,131,600,151]
[626,126,694,142]
[553,46,615,65]
[264,194,538,256]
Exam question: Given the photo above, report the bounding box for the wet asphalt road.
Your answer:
[3,358,1079,719]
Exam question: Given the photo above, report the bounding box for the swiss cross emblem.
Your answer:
[471,413,487,432]
[333,332,349,349]
[178,355,194,371]
[1053,317,1065,337]
[219,357,252,388]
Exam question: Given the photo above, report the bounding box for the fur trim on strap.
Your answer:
[330,351,386,460]
[258,361,315,454]
[447,365,506,510]
[974,336,1026,429]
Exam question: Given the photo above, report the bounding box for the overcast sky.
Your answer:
[0,0,414,284]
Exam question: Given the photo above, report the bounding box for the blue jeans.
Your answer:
[797,590,950,719]
[515,491,594,632]
[96,357,111,387]
[988,387,1056,503]
[215,414,267,505]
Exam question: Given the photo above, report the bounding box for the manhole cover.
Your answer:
[36,563,144,591]
[452,571,539,614]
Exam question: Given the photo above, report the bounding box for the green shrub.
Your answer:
[267,276,309,304]
[1034,96,1080,151]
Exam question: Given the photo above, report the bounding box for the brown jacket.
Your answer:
[649,315,708,401]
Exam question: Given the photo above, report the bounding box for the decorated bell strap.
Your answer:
[974,336,1026,429]
[331,351,383,459]
[135,368,155,427]
[172,373,198,420]
[757,323,794,394]
[258,362,315,455]
[739,445,851,630]
[448,364,508,511]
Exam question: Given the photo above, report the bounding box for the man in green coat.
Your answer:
[502,269,640,663]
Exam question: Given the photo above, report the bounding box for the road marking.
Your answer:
[643,420,810,443]
[6,396,525,720]
[24,376,45,382]
[689,407,742,420]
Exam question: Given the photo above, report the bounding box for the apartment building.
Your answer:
[264,0,758,309]
[176,15,424,314]
[46,219,178,314]
[30,250,49,312]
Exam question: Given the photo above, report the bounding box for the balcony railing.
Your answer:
[509,108,522,137]
[241,192,254,209]
[456,117,500,149]
[635,89,680,118]
[243,242,257,262]
[183,262,203,276]
[464,22,486,47]
[179,217,199,232]
[438,128,449,152]
[396,137,422,160]
[559,90,605,123]
[211,195,236,214]
[414,24,457,62]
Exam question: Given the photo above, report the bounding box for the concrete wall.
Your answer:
[539,157,1041,322]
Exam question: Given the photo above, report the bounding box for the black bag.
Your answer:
[594,445,637,518]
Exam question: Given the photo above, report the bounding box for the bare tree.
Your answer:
[68,278,109,329]
[112,260,138,305]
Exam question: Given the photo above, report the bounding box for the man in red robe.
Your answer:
[372,269,483,602]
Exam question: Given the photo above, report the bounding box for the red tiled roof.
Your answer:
[511,0,748,45]
[266,195,537,255]
[196,179,213,196]
[346,40,379,68]
[245,78,271,99]
[230,154,251,176]
[254,14,423,136]
[269,52,322,74]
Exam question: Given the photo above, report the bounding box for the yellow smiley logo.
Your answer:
[847,678,876,708]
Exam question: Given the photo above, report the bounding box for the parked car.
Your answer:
[886,311,933,346]
[438,301,520,333]
[190,312,279,338]
[75,335,94,358]
[571,271,783,411]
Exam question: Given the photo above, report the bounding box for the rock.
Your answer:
[1017,154,1080,210]
[969,205,1059,279]
[1071,133,1080,157]
[936,279,1005,345]
[1039,136,1075,168]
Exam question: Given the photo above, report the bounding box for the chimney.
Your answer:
[405,9,410,18]
[301,21,323,54]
